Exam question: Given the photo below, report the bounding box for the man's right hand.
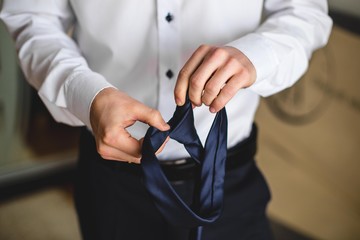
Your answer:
[89,88,170,164]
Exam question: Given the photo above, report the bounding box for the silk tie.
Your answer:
[141,98,228,239]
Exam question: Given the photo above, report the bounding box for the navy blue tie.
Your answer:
[141,98,227,239]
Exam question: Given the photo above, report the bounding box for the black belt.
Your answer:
[159,123,257,182]
[140,96,258,240]
[108,123,257,183]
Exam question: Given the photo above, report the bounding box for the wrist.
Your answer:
[65,71,114,129]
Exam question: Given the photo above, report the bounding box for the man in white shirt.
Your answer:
[0,0,332,239]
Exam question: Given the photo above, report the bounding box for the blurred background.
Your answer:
[0,1,359,239]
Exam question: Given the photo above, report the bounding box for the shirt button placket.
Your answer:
[165,12,174,81]
[157,0,180,118]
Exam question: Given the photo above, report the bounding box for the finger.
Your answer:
[100,127,142,157]
[209,74,244,113]
[138,135,169,158]
[97,142,141,164]
[201,59,238,106]
[188,47,229,106]
[134,106,170,131]
[155,136,170,155]
[174,45,213,106]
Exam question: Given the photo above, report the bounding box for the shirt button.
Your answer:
[166,69,174,79]
[165,13,174,22]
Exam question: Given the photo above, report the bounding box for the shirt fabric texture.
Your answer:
[0,0,332,160]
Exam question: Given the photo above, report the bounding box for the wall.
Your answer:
[256,24,360,239]
[329,0,360,17]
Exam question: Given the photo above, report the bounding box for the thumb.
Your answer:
[135,105,170,131]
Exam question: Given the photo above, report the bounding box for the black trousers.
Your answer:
[74,127,274,240]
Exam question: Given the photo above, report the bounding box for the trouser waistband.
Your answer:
[160,123,257,181]
[79,123,257,182]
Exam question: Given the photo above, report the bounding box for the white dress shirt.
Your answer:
[0,0,332,160]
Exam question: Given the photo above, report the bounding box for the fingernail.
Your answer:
[175,97,183,106]
[210,107,216,113]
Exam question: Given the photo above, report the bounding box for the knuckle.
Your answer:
[221,87,236,99]
[205,78,218,90]
[149,109,162,121]
[213,48,228,59]
[179,68,190,79]
[227,57,240,68]
[240,68,250,78]
[204,85,217,96]
[198,44,210,52]
[189,76,203,89]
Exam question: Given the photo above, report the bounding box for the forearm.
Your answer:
[0,0,113,127]
[226,0,333,97]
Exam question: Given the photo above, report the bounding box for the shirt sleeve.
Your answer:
[0,0,114,128]
[226,0,333,97]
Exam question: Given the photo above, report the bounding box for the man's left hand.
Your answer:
[174,45,256,112]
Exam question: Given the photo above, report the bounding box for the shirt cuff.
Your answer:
[225,33,279,94]
[65,71,115,129]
